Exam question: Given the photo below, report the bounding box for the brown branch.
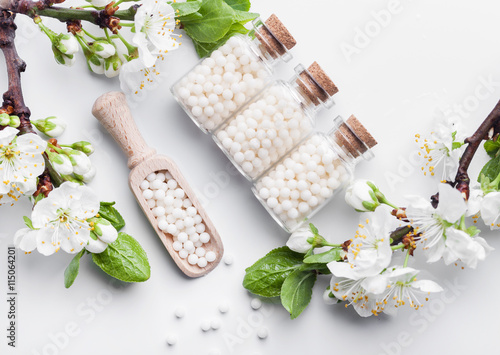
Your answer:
[453,99,500,198]
[0,10,60,195]
[0,10,32,133]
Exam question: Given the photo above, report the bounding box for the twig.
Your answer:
[0,10,32,133]
[454,99,500,198]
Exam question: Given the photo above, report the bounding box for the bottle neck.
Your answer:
[327,116,374,162]
[248,17,292,68]
[289,65,335,114]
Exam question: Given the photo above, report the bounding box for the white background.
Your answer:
[2,0,500,354]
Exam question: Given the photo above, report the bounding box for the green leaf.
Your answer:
[182,0,236,43]
[23,216,34,230]
[303,248,342,264]
[64,250,85,289]
[232,10,259,25]
[92,233,151,283]
[452,141,464,150]
[192,22,248,57]
[243,246,304,297]
[98,201,125,231]
[223,0,251,11]
[177,11,204,24]
[484,137,500,158]
[309,223,319,235]
[172,0,202,17]
[280,270,317,319]
[478,154,500,187]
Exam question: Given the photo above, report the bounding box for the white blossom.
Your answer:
[480,191,500,230]
[15,182,99,255]
[0,127,46,205]
[442,227,493,268]
[405,183,467,263]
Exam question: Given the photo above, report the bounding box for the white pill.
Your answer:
[178,249,188,258]
[174,188,185,199]
[154,189,165,200]
[189,233,200,243]
[188,254,199,265]
[184,240,194,251]
[146,173,156,182]
[197,257,208,268]
[195,247,206,257]
[178,232,188,243]
[200,233,210,243]
[222,89,233,100]
[158,220,169,231]
[140,180,149,190]
[166,333,178,345]
[174,307,186,318]
[210,318,221,330]
[166,224,178,234]
[195,223,206,233]
[194,215,203,224]
[153,206,166,217]
[251,298,262,310]
[257,328,268,339]
[142,189,154,200]
[218,301,230,313]
[172,241,182,251]
[267,197,278,209]
[215,56,226,67]
[147,199,156,208]
[206,251,216,262]
[224,254,234,265]
[175,220,185,230]
[200,319,211,331]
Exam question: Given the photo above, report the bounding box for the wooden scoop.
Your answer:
[92,92,223,278]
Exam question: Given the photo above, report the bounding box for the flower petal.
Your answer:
[436,183,466,222]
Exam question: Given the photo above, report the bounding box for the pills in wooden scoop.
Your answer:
[140,171,217,268]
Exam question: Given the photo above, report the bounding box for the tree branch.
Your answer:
[454,99,500,198]
[0,10,32,133]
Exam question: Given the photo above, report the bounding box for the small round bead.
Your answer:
[184,240,194,251]
[178,249,188,259]
[188,254,199,265]
[197,257,208,268]
[200,233,210,243]
[210,318,221,330]
[177,232,188,243]
[146,173,156,182]
[218,302,230,313]
[140,180,149,190]
[257,328,269,339]
[172,241,182,251]
[158,220,169,231]
[224,254,234,265]
[251,298,262,310]
[174,307,186,318]
[206,251,216,262]
[200,319,211,332]
[166,333,178,345]
[142,189,154,200]
[174,188,185,199]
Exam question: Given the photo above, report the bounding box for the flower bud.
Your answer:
[48,151,73,175]
[86,218,118,253]
[86,232,108,253]
[66,149,92,175]
[74,166,96,183]
[90,40,116,59]
[87,53,105,75]
[286,226,314,253]
[32,116,67,138]
[345,179,381,212]
[0,113,10,125]
[104,55,122,78]
[8,115,20,128]
[52,45,75,67]
[70,141,94,155]
[56,34,79,55]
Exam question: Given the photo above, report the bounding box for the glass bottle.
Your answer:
[213,62,339,181]
[171,14,297,134]
[252,115,377,233]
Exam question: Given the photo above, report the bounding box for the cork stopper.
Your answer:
[255,14,296,59]
[333,115,377,158]
[296,62,338,107]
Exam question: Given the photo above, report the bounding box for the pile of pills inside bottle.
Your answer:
[171,14,297,133]
[254,135,350,231]
[140,171,217,268]
[173,36,268,132]
[215,83,313,180]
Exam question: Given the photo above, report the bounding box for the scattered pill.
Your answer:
[166,333,178,345]
[257,327,268,339]
[251,298,262,310]
[200,319,211,332]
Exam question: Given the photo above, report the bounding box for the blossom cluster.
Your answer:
[37,0,181,97]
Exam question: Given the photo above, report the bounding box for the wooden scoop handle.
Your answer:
[92,92,156,169]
